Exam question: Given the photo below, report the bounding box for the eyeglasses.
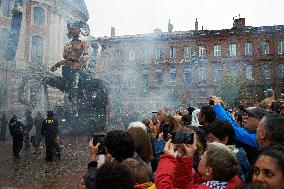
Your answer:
[242,114,259,120]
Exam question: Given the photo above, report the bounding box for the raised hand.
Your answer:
[163,139,175,156]
[210,96,222,105]
[88,138,100,161]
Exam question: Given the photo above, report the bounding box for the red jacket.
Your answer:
[155,155,242,189]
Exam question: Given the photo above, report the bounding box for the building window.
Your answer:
[278,41,284,54]
[169,67,176,81]
[184,67,191,82]
[170,47,176,59]
[229,43,237,57]
[142,68,149,85]
[230,65,237,77]
[199,67,206,81]
[244,42,252,56]
[142,48,147,60]
[198,46,206,57]
[128,90,135,98]
[169,92,178,102]
[214,66,222,81]
[101,44,107,51]
[115,49,121,56]
[128,70,135,86]
[184,46,191,60]
[155,48,162,59]
[2,0,10,17]
[246,64,253,80]
[261,42,269,55]
[128,50,135,60]
[262,64,270,80]
[31,35,44,68]
[199,88,208,98]
[33,7,45,26]
[278,64,284,81]
[156,68,163,83]
[214,44,221,57]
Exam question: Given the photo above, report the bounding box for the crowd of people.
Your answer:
[79,89,284,189]
[1,88,284,189]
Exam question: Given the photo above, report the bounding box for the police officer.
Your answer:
[9,115,24,159]
[41,111,59,162]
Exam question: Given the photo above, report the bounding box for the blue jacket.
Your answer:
[155,139,166,161]
[213,104,259,148]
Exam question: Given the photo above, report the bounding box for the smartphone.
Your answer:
[92,134,106,155]
[171,132,194,144]
[151,111,158,125]
[162,122,170,140]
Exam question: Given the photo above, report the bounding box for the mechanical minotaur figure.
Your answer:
[18,20,108,130]
[50,21,91,72]
[49,21,91,100]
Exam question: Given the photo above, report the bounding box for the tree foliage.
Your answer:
[217,75,248,107]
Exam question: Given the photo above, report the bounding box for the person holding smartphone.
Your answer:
[81,130,136,189]
[155,139,242,189]
[155,134,242,189]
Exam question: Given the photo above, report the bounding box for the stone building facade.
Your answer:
[95,18,284,113]
[0,0,88,115]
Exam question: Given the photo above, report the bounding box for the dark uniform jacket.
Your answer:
[9,121,24,138]
[41,117,59,139]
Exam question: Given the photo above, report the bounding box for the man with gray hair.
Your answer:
[257,113,284,148]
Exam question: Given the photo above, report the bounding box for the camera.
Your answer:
[171,132,194,144]
[92,134,106,155]
[208,99,214,106]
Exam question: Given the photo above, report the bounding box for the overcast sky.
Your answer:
[85,0,284,38]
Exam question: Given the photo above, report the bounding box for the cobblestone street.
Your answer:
[0,136,90,189]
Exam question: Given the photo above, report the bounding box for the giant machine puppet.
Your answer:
[5,2,108,131]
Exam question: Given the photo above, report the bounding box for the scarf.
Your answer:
[134,182,155,189]
[203,180,228,189]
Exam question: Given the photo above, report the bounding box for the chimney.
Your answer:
[168,19,173,33]
[195,18,198,31]
[233,18,245,29]
[111,27,115,37]
[202,26,204,30]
